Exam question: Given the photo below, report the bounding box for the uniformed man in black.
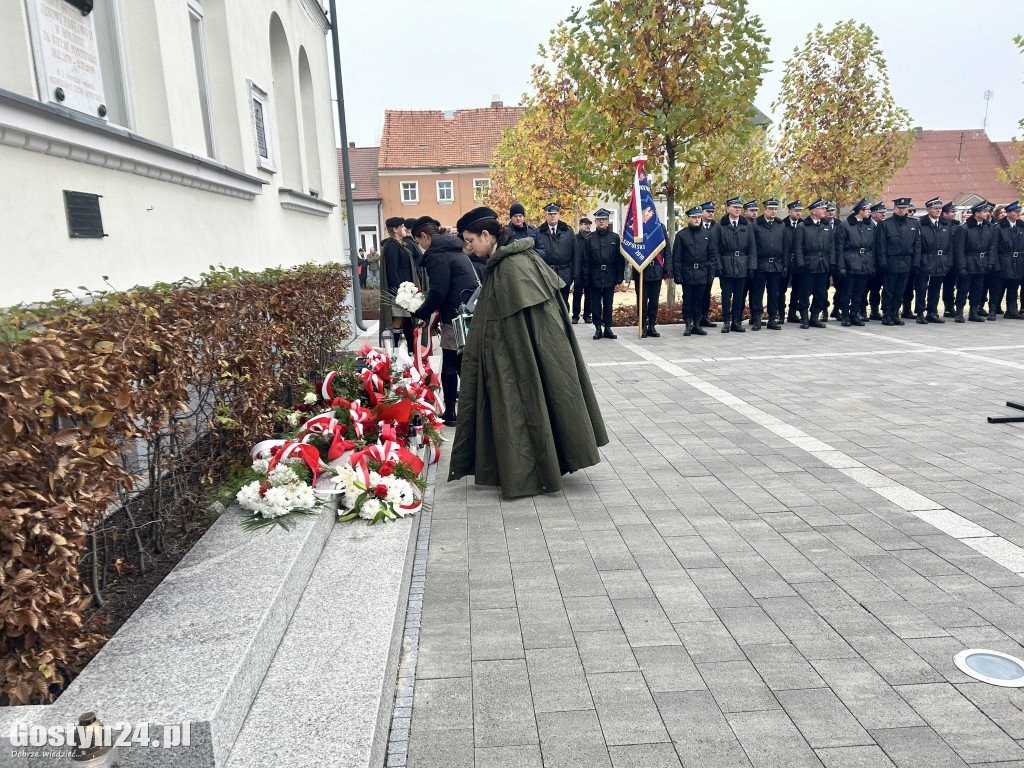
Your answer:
[914,197,956,324]
[698,201,718,327]
[581,208,625,339]
[876,197,921,326]
[571,217,593,325]
[836,198,876,326]
[794,199,836,328]
[902,205,921,319]
[671,205,717,336]
[741,200,758,312]
[634,235,666,338]
[823,202,839,322]
[751,198,787,330]
[780,201,803,323]
[940,202,962,316]
[536,202,576,308]
[954,201,996,322]
[863,203,887,319]
[993,201,1024,319]
[714,196,757,333]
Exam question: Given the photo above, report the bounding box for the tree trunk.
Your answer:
[664,139,677,310]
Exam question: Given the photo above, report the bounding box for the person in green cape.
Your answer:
[448,206,609,498]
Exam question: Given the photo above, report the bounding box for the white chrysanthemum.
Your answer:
[359,497,383,520]
[268,464,300,486]
[252,458,270,475]
[368,470,382,486]
[286,412,301,427]
[236,480,264,510]
[303,392,318,405]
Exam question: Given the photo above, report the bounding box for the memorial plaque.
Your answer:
[26,0,106,118]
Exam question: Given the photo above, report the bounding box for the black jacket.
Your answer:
[508,222,546,261]
[412,234,479,323]
[994,217,1024,281]
[954,217,995,275]
[916,215,957,277]
[671,224,718,285]
[795,218,837,274]
[382,237,419,290]
[580,227,626,288]
[573,230,591,280]
[535,220,576,285]
[752,215,788,274]
[838,215,877,275]
[875,213,921,273]
[783,216,802,272]
[713,217,757,278]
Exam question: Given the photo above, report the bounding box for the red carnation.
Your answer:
[379,460,396,477]
[258,481,272,498]
[269,446,281,457]
[373,483,389,498]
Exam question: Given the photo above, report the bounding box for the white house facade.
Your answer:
[0,0,344,307]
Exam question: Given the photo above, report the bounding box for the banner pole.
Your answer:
[638,274,643,338]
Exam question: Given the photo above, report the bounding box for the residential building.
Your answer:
[338,142,383,253]
[0,0,344,307]
[378,97,525,228]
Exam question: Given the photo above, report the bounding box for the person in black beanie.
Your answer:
[507,203,546,260]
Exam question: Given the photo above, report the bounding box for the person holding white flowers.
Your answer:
[382,216,420,354]
[409,215,479,426]
[449,206,608,498]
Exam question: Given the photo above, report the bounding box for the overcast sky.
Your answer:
[333,0,1023,149]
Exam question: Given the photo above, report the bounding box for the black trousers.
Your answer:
[681,282,702,321]
[572,283,591,321]
[958,273,987,310]
[988,276,1006,313]
[829,275,844,312]
[866,273,883,310]
[634,280,659,328]
[1006,280,1022,311]
[777,273,792,316]
[800,272,829,315]
[902,270,917,312]
[559,283,572,308]
[441,348,462,409]
[591,285,615,328]
[942,268,957,312]
[913,273,944,314]
[702,280,714,317]
[720,277,745,323]
[839,274,869,316]
[787,273,808,313]
[881,272,910,315]
[750,272,782,320]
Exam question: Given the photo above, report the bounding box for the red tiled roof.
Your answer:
[992,140,1021,173]
[379,107,526,169]
[338,146,380,201]
[880,129,1018,207]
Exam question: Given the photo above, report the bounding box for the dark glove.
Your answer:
[958,269,967,277]
[748,268,756,278]
[839,270,847,279]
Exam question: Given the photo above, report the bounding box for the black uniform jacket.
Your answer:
[382,236,419,290]
[994,217,1024,281]
[917,215,957,277]
[412,234,480,323]
[753,215,788,274]
[713,217,757,278]
[671,224,718,285]
[795,218,837,274]
[837,215,877,275]
[580,227,626,288]
[535,220,576,285]
[875,214,921,273]
[954,217,995,275]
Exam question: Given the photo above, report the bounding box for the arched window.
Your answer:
[269,13,301,187]
[297,47,322,196]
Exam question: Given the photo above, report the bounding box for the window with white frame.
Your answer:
[188,0,216,158]
[473,178,490,201]
[92,0,132,128]
[401,181,418,203]
[248,81,275,171]
[437,180,453,203]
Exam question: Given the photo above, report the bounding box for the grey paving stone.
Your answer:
[810,658,924,730]
[475,745,543,768]
[588,670,671,746]
[564,595,622,632]
[526,647,593,713]
[612,597,681,646]
[727,709,824,768]
[575,629,641,674]
[675,618,746,662]
[743,643,828,691]
[600,569,656,599]
[953,682,1024,739]
[696,659,781,713]
[633,645,706,693]
[689,567,759,608]
[655,690,752,768]
[815,746,896,768]
[472,659,538,748]
[410,677,472,733]
[408,727,473,768]
[608,743,683,768]
[759,596,859,660]
[716,605,791,646]
[776,688,874,748]
[518,596,575,650]
[869,726,968,768]
[470,608,525,660]
[647,576,718,623]
[894,682,1024,763]
[536,710,612,768]
[416,621,471,679]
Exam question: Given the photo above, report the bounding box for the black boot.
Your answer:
[916,312,927,324]
[700,315,717,328]
[820,310,829,323]
[750,317,762,331]
[721,323,730,333]
[901,305,914,319]
[893,311,905,326]
[800,310,810,329]
[692,318,707,336]
[851,312,865,327]
[978,307,989,317]
[787,309,801,324]
[647,326,660,338]
[926,312,945,324]
[987,309,997,321]
[882,312,894,326]
[870,307,883,321]
[683,320,693,337]
[830,306,840,319]
[809,313,825,328]
[442,404,457,426]
[593,325,603,340]
[603,327,617,339]
[968,307,984,322]
[572,316,579,324]
[766,317,782,330]
[641,327,648,338]
[731,320,745,333]
[954,312,965,323]
[841,311,851,327]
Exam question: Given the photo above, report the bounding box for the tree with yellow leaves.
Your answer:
[773,21,912,208]
[997,34,1024,196]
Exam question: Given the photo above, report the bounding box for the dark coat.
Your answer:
[580,227,626,288]
[916,215,957,276]
[671,224,718,285]
[713,217,757,278]
[838,215,877,275]
[448,236,608,498]
[509,222,546,260]
[535,220,576,285]
[633,255,666,283]
[782,216,802,273]
[752,215,788,273]
[412,234,479,323]
[572,230,591,280]
[795,218,837,274]
[382,237,419,290]
[875,213,921,273]
[954,217,995,275]
[994,217,1024,281]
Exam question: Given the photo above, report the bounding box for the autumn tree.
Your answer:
[484,29,596,222]
[560,0,770,305]
[997,34,1024,195]
[772,20,912,207]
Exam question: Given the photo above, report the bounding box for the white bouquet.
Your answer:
[237,462,319,529]
[394,281,425,313]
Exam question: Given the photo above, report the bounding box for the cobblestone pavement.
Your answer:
[405,318,1024,768]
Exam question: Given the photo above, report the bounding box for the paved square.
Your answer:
[406,319,1024,768]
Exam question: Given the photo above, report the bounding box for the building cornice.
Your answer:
[0,88,266,200]
[279,187,337,217]
[300,0,331,32]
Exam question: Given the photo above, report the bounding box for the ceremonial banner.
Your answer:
[619,155,666,272]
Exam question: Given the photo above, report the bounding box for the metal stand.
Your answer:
[987,402,1024,424]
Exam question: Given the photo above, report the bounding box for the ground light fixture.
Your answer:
[954,649,1024,687]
